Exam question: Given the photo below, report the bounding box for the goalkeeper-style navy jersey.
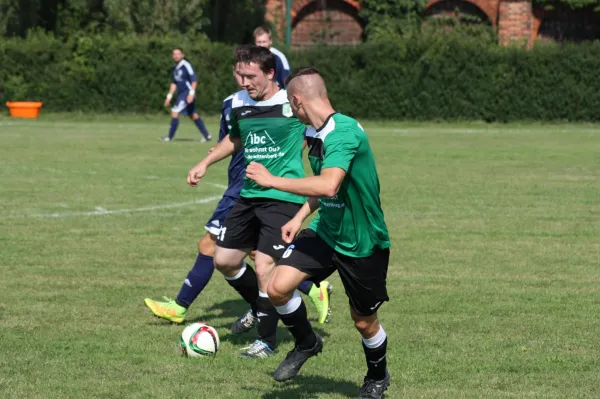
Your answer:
[172,59,197,96]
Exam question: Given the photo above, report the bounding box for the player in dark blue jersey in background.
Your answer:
[146,75,244,322]
[161,48,212,143]
[254,26,291,88]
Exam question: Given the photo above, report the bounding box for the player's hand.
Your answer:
[164,98,171,107]
[186,94,194,104]
[281,217,302,244]
[246,161,273,188]
[188,163,207,187]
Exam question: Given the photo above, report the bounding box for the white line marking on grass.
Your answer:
[30,195,222,218]
[205,182,228,189]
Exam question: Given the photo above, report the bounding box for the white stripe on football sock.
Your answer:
[362,325,387,349]
[274,290,302,315]
[224,262,247,281]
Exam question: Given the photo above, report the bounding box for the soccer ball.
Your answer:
[179,322,220,357]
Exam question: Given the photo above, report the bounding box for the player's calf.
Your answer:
[198,233,216,257]
[352,311,389,397]
[271,288,322,381]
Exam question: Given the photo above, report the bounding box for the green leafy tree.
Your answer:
[0,0,209,37]
[360,0,428,40]
[204,0,267,44]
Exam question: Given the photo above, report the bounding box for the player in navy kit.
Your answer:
[146,75,244,322]
[161,48,212,142]
[254,26,291,88]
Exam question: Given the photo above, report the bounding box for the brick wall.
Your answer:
[293,9,362,47]
[498,0,533,45]
[425,0,536,46]
[273,0,598,47]
[265,0,363,47]
[265,0,287,41]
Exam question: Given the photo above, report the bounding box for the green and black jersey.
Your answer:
[229,89,306,205]
[306,113,390,258]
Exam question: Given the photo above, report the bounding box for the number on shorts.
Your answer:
[218,227,227,242]
[282,244,295,259]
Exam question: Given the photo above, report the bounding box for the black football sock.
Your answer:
[256,292,279,349]
[224,263,258,313]
[362,325,388,380]
[275,291,317,350]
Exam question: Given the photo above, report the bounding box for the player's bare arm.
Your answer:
[187,81,197,104]
[246,161,345,198]
[164,83,176,106]
[188,135,242,186]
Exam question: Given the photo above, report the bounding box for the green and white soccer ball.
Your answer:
[179,322,220,357]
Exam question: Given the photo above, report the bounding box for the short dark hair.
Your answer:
[173,47,184,53]
[284,67,321,87]
[253,26,272,38]
[233,45,251,61]
[234,45,275,75]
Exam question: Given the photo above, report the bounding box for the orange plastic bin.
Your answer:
[6,102,43,119]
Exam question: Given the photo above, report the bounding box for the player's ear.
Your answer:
[266,68,275,81]
[292,94,301,108]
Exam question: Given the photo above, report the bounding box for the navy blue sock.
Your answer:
[175,253,214,308]
[298,280,314,295]
[193,118,210,139]
[168,118,179,139]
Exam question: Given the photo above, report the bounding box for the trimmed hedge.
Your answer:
[1,33,600,121]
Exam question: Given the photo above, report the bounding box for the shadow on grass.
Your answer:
[187,299,331,347]
[259,374,359,399]
[203,299,331,326]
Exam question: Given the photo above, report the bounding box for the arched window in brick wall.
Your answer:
[424,0,493,25]
[291,0,364,47]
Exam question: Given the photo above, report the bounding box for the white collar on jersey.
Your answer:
[256,88,288,106]
[234,88,288,107]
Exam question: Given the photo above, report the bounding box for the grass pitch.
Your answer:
[1,115,599,398]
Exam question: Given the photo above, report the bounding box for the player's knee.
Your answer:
[198,234,216,257]
[171,112,179,119]
[354,319,371,335]
[267,279,293,306]
[351,311,380,336]
[213,252,241,275]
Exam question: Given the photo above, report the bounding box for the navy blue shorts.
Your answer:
[204,195,238,236]
[171,94,197,116]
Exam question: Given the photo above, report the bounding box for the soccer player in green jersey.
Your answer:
[187,47,326,358]
[246,67,391,398]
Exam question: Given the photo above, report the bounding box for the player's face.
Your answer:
[172,49,184,63]
[287,91,309,124]
[254,34,272,48]
[235,62,273,101]
[232,66,244,89]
